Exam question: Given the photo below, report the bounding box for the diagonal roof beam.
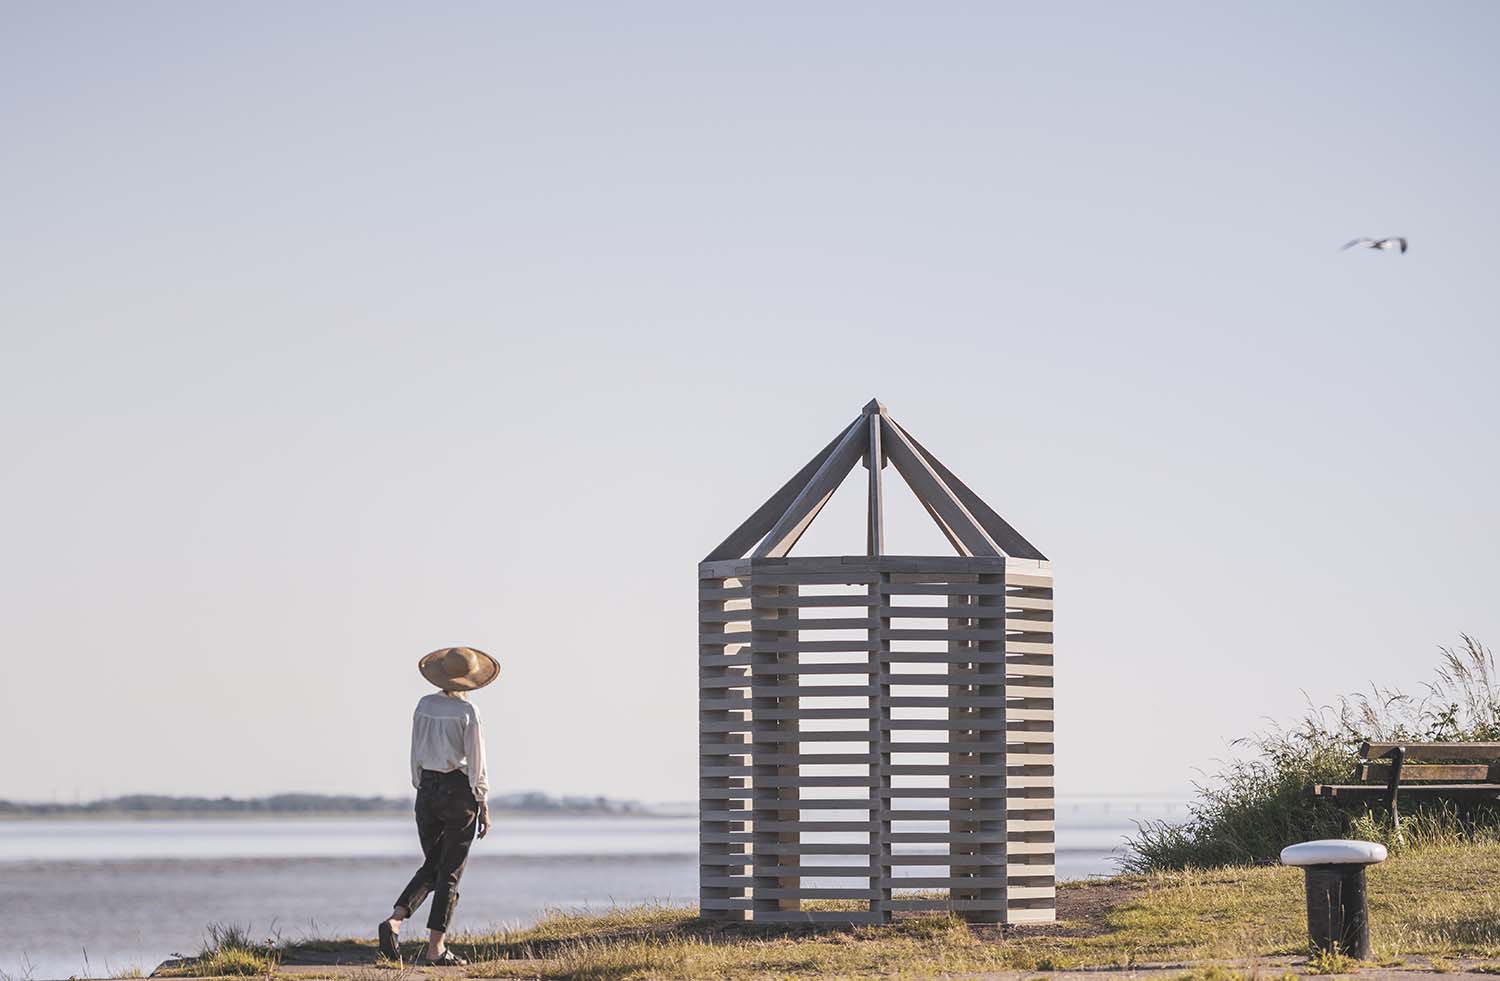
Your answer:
[703,418,859,562]
[752,414,869,559]
[866,407,883,557]
[900,426,1048,560]
[879,416,1002,558]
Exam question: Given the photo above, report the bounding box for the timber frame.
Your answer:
[699,400,1055,925]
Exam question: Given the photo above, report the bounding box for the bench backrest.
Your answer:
[1357,741,1500,783]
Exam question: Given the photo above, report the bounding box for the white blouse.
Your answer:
[410,692,489,802]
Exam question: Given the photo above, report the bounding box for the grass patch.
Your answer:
[155,923,280,977]
[1305,948,1358,974]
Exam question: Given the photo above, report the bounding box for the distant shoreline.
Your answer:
[0,791,663,820]
[0,808,687,822]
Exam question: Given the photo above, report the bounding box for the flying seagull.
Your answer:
[1341,237,1408,253]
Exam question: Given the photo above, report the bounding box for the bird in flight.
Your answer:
[1341,237,1408,253]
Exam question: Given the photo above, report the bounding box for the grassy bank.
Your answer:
[176,841,1500,979]
[1128,636,1500,872]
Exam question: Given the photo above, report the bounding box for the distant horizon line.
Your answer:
[2,788,1196,808]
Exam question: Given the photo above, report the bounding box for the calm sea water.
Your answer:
[0,798,1183,980]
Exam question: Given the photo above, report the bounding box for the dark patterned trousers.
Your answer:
[392,769,478,932]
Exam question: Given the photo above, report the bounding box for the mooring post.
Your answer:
[1281,840,1388,961]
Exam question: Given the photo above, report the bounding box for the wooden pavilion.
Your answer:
[698,399,1055,925]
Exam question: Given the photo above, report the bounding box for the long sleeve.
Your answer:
[410,709,423,791]
[465,706,489,802]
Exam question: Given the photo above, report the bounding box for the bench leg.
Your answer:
[1303,864,1371,960]
[1385,746,1405,831]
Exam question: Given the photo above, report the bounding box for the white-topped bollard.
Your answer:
[1280,840,1388,959]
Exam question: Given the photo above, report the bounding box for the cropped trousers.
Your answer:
[392,769,478,932]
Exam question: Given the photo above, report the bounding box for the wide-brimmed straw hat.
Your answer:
[418,646,500,692]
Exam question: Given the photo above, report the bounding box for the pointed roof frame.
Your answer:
[704,399,1046,562]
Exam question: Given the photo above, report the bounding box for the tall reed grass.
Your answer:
[1124,636,1500,872]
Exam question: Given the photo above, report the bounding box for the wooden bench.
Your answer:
[1312,741,1500,828]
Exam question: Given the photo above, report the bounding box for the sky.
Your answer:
[2,2,1497,804]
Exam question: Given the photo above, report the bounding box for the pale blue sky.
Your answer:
[2,3,1497,802]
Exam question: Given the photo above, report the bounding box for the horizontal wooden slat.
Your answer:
[886,673,1003,686]
[699,586,752,600]
[1006,906,1056,922]
[699,720,755,733]
[1006,886,1055,900]
[754,820,879,832]
[753,842,881,855]
[889,695,1005,708]
[700,698,751,710]
[700,810,753,821]
[752,662,874,676]
[757,730,873,742]
[754,572,880,585]
[750,911,884,924]
[889,831,1007,843]
[884,876,1008,888]
[699,610,754,624]
[882,906,1002,918]
[699,653,755,667]
[753,616,872,630]
[883,583,1006,596]
[886,741,1003,753]
[1363,742,1500,763]
[884,628,1003,642]
[754,686,877,699]
[882,605,1005,619]
[753,887,879,899]
[744,707,877,720]
[753,865,876,877]
[1359,763,1494,782]
[699,673,752,689]
[753,639,881,653]
[884,651,1007,664]
[751,753,878,765]
[752,594,875,608]
[776,798,880,810]
[752,775,877,788]
[1003,842,1055,856]
[1313,783,1500,797]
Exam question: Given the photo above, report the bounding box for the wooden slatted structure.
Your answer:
[699,400,1054,925]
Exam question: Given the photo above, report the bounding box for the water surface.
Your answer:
[0,799,1182,980]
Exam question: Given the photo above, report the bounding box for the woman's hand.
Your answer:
[477,802,491,839]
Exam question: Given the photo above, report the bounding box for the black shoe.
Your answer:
[422,950,467,966]
[377,921,401,962]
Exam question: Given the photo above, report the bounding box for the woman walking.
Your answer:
[377,646,498,966]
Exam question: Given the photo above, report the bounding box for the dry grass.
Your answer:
[154,924,280,978]
[445,841,1500,978]
[260,841,1500,979]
